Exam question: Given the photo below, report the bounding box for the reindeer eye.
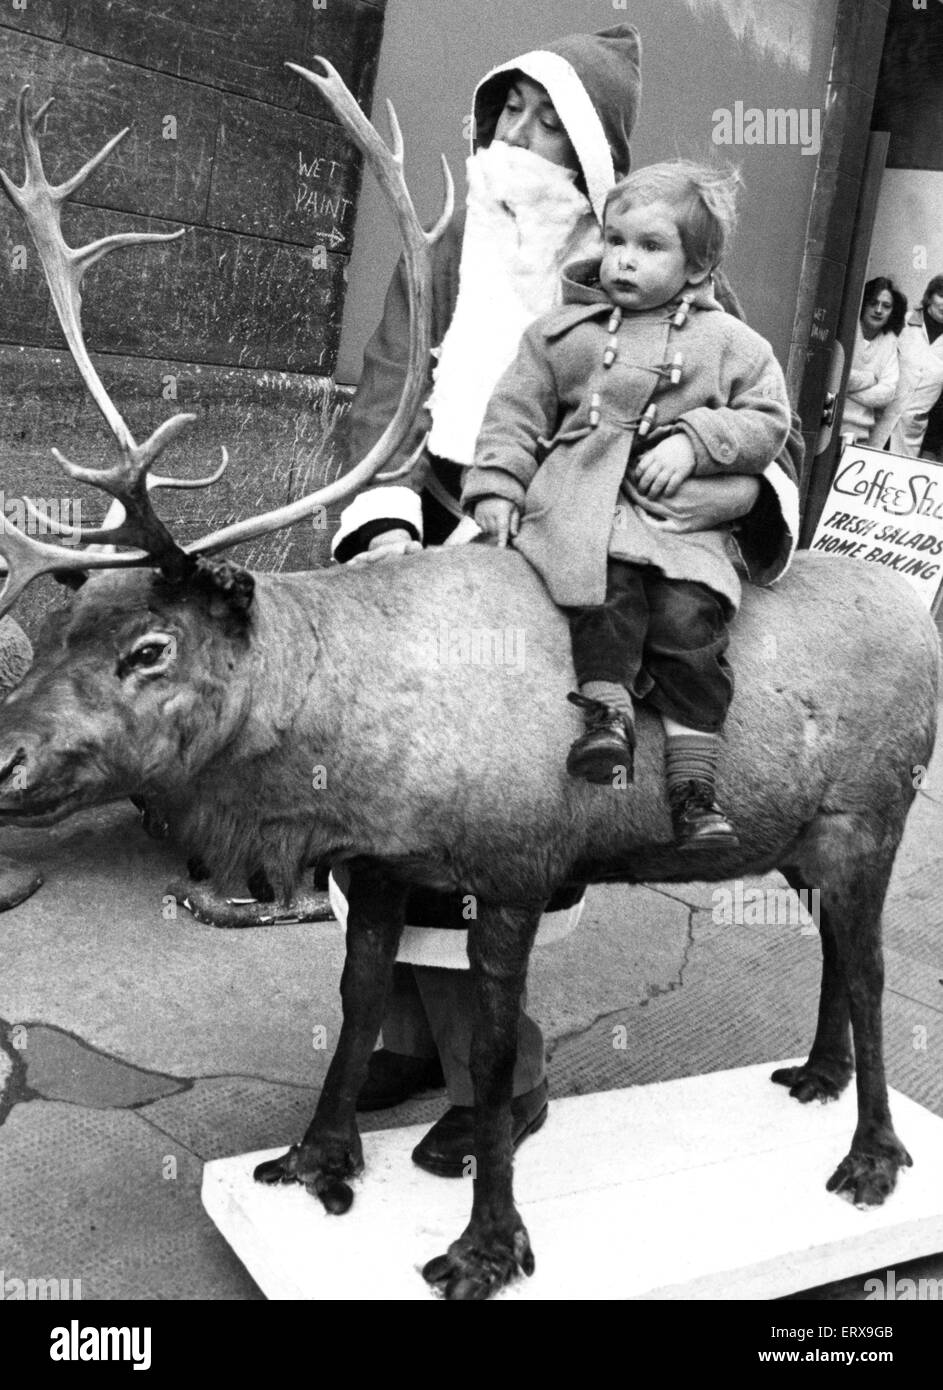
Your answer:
[132,643,166,668]
[118,635,175,679]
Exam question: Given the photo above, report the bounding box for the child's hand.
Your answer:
[632,433,697,499]
[473,497,520,547]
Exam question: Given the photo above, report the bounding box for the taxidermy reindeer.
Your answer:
[0,67,937,1301]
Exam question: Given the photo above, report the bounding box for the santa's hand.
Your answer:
[631,434,697,499]
[473,497,520,548]
[346,528,423,565]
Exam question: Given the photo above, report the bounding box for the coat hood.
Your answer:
[558,257,722,312]
[471,24,642,224]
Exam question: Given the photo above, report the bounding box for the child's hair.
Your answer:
[603,160,742,273]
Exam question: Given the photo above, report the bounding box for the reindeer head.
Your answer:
[0,564,257,824]
[0,65,453,824]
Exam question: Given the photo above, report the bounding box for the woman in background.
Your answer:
[840,276,904,445]
[872,274,943,457]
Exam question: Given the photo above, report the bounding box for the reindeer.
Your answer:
[0,68,938,1302]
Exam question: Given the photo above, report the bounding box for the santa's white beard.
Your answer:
[426,141,601,466]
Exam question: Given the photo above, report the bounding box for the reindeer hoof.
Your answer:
[309,1178,355,1214]
[254,1145,303,1185]
[827,1137,913,1208]
[253,1139,360,1214]
[771,1061,851,1103]
[423,1224,534,1300]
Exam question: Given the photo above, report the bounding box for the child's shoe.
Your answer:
[668,778,740,850]
[566,691,635,784]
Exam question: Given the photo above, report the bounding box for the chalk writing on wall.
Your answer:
[296,149,354,222]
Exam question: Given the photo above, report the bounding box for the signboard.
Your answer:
[809,442,943,614]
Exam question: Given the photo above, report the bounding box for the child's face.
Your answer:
[493,77,579,172]
[600,199,706,312]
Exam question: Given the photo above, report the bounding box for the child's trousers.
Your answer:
[565,560,734,732]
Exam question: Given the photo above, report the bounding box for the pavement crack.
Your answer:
[545,1002,639,1063]
[647,884,711,910]
[642,905,698,1004]
[546,907,698,1060]
[139,1069,318,1095]
[129,1106,213,1162]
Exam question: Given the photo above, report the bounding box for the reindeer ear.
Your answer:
[194,558,255,616]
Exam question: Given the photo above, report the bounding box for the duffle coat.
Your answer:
[463,261,792,610]
[333,220,802,581]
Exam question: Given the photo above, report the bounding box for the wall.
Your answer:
[868,0,943,313]
[0,0,385,631]
[868,170,943,312]
[337,0,840,386]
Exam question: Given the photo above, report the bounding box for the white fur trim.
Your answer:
[472,51,616,222]
[427,143,601,465]
[327,872,583,967]
[761,460,799,578]
[331,485,423,557]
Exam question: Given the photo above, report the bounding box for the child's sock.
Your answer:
[664,732,721,793]
[580,680,634,719]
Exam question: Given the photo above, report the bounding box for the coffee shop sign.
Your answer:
[832,455,943,520]
[809,444,943,612]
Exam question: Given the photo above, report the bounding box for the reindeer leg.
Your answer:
[771,864,853,1102]
[423,900,541,1300]
[795,822,911,1206]
[254,858,405,1213]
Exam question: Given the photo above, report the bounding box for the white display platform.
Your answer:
[201,1061,943,1300]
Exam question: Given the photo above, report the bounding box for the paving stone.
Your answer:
[19,1024,186,1109]
[884,948,943,1016]
[0,805,346,1086]
[141,1076,319,1162]
[0,1100,261,1300]
[526,884,692,1041]
[551,939,821,1096]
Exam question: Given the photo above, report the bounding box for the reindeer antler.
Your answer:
[0,63,453,613]
[184,58,454,557]
[0,87,227,600]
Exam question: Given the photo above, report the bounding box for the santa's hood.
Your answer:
[471,24,642,224]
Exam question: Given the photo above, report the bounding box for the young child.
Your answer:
[462,161,792,850]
